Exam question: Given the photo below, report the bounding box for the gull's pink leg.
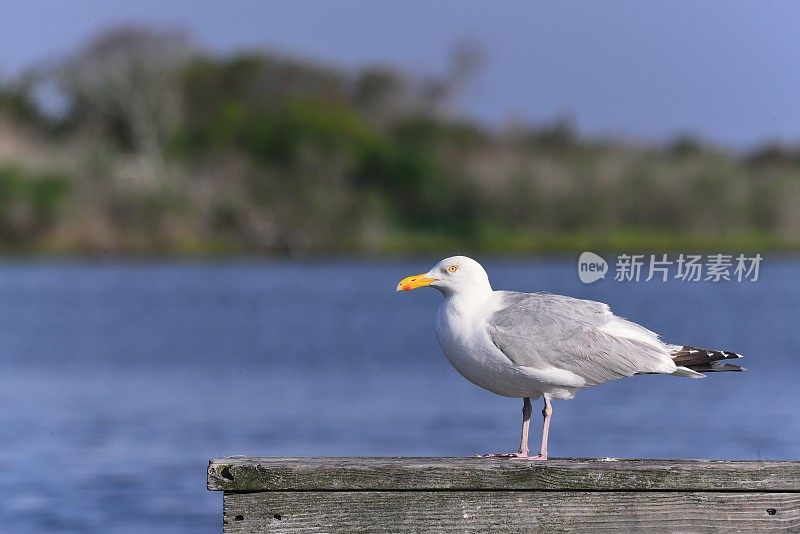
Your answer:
[528,395,553,461]
[482,397,531,458]
[517,397,532,456]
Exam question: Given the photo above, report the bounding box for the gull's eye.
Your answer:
[447,265,458,274]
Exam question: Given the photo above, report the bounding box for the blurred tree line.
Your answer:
[0,26,798,255]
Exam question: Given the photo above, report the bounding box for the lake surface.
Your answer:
[0,257,797,532]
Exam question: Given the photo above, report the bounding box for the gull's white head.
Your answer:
[396,255,492,296]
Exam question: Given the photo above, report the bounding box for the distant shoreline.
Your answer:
[0,230,792,260]
[2,27,798,260]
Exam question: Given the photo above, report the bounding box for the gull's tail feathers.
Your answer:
[670,345,746,376]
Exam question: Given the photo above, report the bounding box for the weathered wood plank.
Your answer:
[222,491,800,533]
[208,457,800,492]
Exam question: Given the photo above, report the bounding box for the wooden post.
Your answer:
[208,457,800,533]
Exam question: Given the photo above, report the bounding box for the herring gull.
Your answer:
[397,256,744,460]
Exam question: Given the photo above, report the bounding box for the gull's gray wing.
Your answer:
[486,292,676,387]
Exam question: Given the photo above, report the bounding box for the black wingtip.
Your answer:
[671,346,746,372]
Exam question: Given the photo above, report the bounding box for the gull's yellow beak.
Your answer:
[396,273,436,292]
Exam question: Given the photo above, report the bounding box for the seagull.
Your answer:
[396,255,744,460]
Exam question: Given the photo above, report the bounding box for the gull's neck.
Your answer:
[441,284,494,321]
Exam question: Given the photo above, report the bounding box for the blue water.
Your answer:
[0,258,797,532]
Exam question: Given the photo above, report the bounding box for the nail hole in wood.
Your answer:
[234,515,244,521]
[767,508,777,516]
[220,466,234,481]
[274,514,283,520]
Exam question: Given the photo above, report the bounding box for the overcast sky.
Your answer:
[1,1,799,148]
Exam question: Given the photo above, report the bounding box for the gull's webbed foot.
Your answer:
[479,452,548,460]
[479,451,530,459]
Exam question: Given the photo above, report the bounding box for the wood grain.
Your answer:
[222,491,800,533]
[208,457,800,492]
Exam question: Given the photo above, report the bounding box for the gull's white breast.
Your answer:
[434,292,554,398]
